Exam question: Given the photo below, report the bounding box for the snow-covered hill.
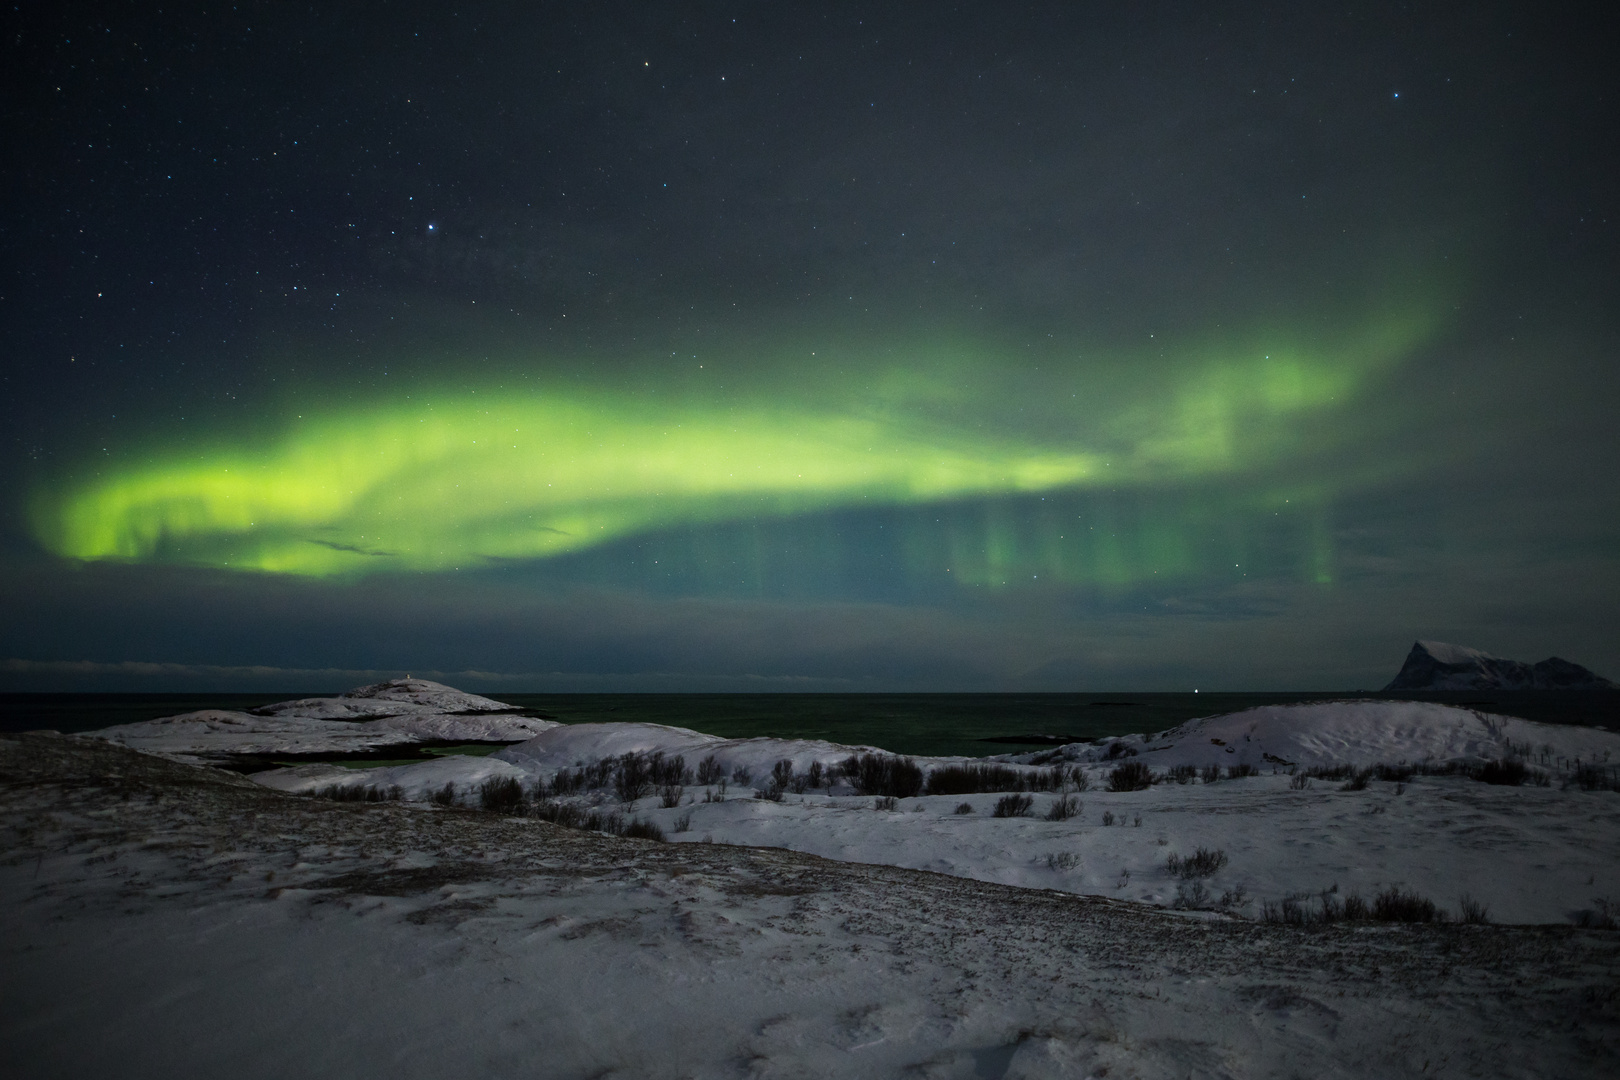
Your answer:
[86,678,559,762]
[251,697,1620,925]
[1021,698,1620,770]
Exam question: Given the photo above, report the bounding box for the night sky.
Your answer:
[3,2,1616,692]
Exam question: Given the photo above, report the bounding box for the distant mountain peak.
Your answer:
[1385,640,1615,691]
[1412,640,1497,666]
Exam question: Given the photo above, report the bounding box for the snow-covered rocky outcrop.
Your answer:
[247,677,524,720]
[1383,639,1616,691]
[87,678,559,763]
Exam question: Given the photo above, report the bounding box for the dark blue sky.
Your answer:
[3,1,1616,691]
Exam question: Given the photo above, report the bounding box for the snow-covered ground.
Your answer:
[4,732,1616,1079]
[1023,699,1620,769]
[251,699,1620,927]
[84,677,559,762]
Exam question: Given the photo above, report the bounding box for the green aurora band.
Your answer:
[32,316,1434,581]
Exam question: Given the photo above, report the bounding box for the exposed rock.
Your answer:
[1383,640,1615,691]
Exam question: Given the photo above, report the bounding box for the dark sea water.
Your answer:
[4,690,1617,759]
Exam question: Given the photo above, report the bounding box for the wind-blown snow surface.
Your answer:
[85,678,558,762]
[253,701,1620,926]
[4,733,1617,1079]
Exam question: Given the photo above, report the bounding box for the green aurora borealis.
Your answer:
[7,2,1616,691]
[34,309,1431,585]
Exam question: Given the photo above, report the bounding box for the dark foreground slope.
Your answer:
[2,733,1617,1079]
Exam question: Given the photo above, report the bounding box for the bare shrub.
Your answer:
[1372,886,1445,923]
[1165,847,1228,879]
[478,776,526,814]
[1566,765,1619,792]
[1199,764,1221,784]
[925,763,1024,796]
[533,800,584,828]
[581,808,625,835]
[954,802,974,814]
[1263,886,1364,925]
[1167,764,1198,785]
[770,759,795,795]
[580,758,616,789]
[431,782,457,807]
[1261,896,1310,925]
[806,761,825,790]
[547,768,583,797]
[873,796,898,811]
[696,754,725,785]
[1173,880,1212,909]
[1289,774,1312,791]
[313,783,401,803]
[672,811,693,833]
[1340,769,1372,791]
[1107,761,1152,792]
[614,752,653,803]
[924,762,1081,796]
[1046,852,1081,871]
[660,784,684,809]
[731,765,752,785]
[1457,894,1491,924]
[1045,795,1081,821]
[757,784,784,802]
[621,817,666,841]
[1101,811,1114,825]
[993,793,1034,818]
[843,754,925,798]
[1227,763,1259,779]
[655,752,692,787]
